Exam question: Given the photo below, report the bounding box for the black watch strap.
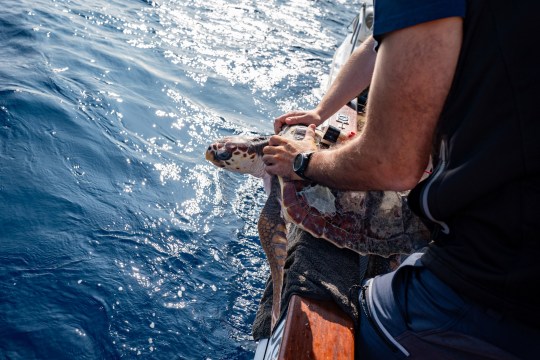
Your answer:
[293,151,314,180]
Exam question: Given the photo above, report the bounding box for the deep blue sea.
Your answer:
[0,0,361,358]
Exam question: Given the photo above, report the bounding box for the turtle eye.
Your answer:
[215,149,232,161]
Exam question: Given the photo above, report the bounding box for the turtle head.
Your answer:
[205,134,270,178]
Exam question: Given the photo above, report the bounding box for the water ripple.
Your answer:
[1,0,359,358]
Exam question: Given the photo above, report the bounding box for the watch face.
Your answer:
[293,153,304,172]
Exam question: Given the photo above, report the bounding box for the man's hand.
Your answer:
[263,124,318,179]
[273,37,377,135]
[273,110,323,134]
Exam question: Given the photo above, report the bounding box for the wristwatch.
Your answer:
[293,151,314,180]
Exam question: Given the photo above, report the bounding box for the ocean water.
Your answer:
[0,0,361,358]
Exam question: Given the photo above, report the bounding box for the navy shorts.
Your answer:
[356,253,539,359]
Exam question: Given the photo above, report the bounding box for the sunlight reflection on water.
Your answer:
[1,0,359,357]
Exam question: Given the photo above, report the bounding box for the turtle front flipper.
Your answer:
[257,176,288,330]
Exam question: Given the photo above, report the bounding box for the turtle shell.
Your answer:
[278,125,430,256]
[280,181,429,256]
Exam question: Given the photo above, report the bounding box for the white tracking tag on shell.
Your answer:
[299,185,337,215]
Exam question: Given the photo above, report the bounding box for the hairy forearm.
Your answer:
[304,18,463,191]
[305,136,429,191]
[316,36,376,120]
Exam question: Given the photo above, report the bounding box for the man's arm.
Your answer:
[316,35,376,120]
[273,36,377,134]
[264,17,463,191]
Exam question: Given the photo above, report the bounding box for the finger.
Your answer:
[282,111,304,119]
[274,112,297,123]
[304,124,317,141]
[264,162,287,178]
[284,113,310,125]
[264,163,276,175]
[262,154,273,166]
[262,145,278,155]
[274,112,303,133]
[268,135,287,146]
[274,119,285,134]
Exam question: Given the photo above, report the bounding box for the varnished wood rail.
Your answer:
[277,295,355,360]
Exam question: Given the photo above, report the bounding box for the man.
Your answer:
[263,0,540,358]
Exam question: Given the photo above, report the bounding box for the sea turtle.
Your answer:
[205,123,430,329]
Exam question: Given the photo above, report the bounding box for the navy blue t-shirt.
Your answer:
[373,0,466,42]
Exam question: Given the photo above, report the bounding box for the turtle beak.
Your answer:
[205,146,221,164]
[205,146,214,161]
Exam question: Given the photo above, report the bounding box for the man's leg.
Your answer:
[356,253,537,359]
